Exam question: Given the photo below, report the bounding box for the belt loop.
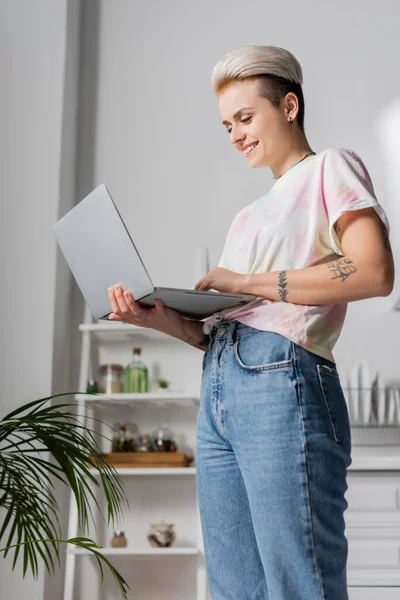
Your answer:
[228,322,236,345]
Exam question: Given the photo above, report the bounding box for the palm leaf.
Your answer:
[0,537,129,599]
[0,393,130,597]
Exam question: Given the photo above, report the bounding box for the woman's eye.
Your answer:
[225,116,252,134]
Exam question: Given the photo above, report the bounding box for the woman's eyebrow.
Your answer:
[222,107,255,126]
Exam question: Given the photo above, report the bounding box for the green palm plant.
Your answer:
[0,393,131,598]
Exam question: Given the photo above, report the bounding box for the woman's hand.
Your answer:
[108,284,183,332]
[194,267,247,294]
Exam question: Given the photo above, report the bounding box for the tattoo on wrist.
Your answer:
[186,324,210,351]
[195,334,210,350]
[278,271,289,302]
[327,257,356,282]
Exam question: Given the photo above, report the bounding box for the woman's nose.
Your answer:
[230,126,245,146]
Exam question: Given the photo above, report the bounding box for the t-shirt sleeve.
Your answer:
[322,148,390,256]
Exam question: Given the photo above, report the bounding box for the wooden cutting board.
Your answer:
[90,452,194,468]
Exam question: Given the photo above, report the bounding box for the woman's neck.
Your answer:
[271,138,314,180]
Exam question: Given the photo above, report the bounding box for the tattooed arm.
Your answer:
[240,208,395,305]
[182,321,211,351]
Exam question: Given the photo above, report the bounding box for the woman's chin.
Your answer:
[248,158,265,169]
[246,151,267,169]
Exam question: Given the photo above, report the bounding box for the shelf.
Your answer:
[70,547,200,556]
[349,445,400,470]
[79,322,179,343]
[90,467,196,475]
[76,392,200,407]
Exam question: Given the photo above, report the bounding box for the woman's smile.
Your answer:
[242,141,259,157]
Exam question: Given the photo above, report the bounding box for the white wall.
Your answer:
[0,1,80,599]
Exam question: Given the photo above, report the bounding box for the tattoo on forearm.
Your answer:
[195,334,210,351]
[278,270,289,302]
[327,257,357,282]
[378,219,391,251]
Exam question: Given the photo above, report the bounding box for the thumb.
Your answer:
[154,298,164,311]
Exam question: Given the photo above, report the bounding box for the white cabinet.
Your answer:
[349,588,400,600]
[346,466,400,592]
[63,315,210,600]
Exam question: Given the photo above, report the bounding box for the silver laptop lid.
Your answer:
[53,184,154,319]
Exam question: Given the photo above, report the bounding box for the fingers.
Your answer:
[195,277,212,291]
[108,286,164,326]
[154,298,164,312]
[114,285,129,312]
[123,290,139,312]
[109,312,123,321]
[108,285,139,320]
[108,287,120,313]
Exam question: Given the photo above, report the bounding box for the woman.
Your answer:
[108,46,394,599]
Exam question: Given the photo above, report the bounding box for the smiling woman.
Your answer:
[192,44,394,600]
[106,44,393,600]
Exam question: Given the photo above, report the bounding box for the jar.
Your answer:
[153,421,174,452]
[112,422,134,452]
[111,530,127,548]
[99,364,123,394]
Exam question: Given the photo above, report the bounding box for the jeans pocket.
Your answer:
[316,363,350,451]
[233,332,293,373]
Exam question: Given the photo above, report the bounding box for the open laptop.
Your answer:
[52,184,257,320]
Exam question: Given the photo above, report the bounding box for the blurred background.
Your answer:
[1,1,400,599]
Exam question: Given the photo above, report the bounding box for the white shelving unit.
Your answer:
[63,306,209,600]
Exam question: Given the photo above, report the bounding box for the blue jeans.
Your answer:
[196,321,352,600]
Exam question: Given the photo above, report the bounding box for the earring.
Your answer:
[288,117,294,125]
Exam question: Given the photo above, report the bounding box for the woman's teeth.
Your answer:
[244,143,258,156]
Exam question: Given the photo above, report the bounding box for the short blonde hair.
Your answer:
[211,45,305,131]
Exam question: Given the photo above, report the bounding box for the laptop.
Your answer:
[52,184,257,320]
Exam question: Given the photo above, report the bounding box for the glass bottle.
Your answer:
[124,348,148,393]
[112,422,134,452]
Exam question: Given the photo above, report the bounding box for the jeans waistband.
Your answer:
[209,320,255,344]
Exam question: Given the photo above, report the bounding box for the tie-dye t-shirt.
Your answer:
[202,147,390,363]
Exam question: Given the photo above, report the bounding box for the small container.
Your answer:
[99,364,123,394]
[111,530,127,548]
[144,433,156,452]
[86,379,99,394]
[147,522,175,548]
[136,433,156,452]
[157,379,169,392]
[154,421,174,452]
[112,422,134,452]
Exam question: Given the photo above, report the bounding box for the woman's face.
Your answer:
[218,78,294,168]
